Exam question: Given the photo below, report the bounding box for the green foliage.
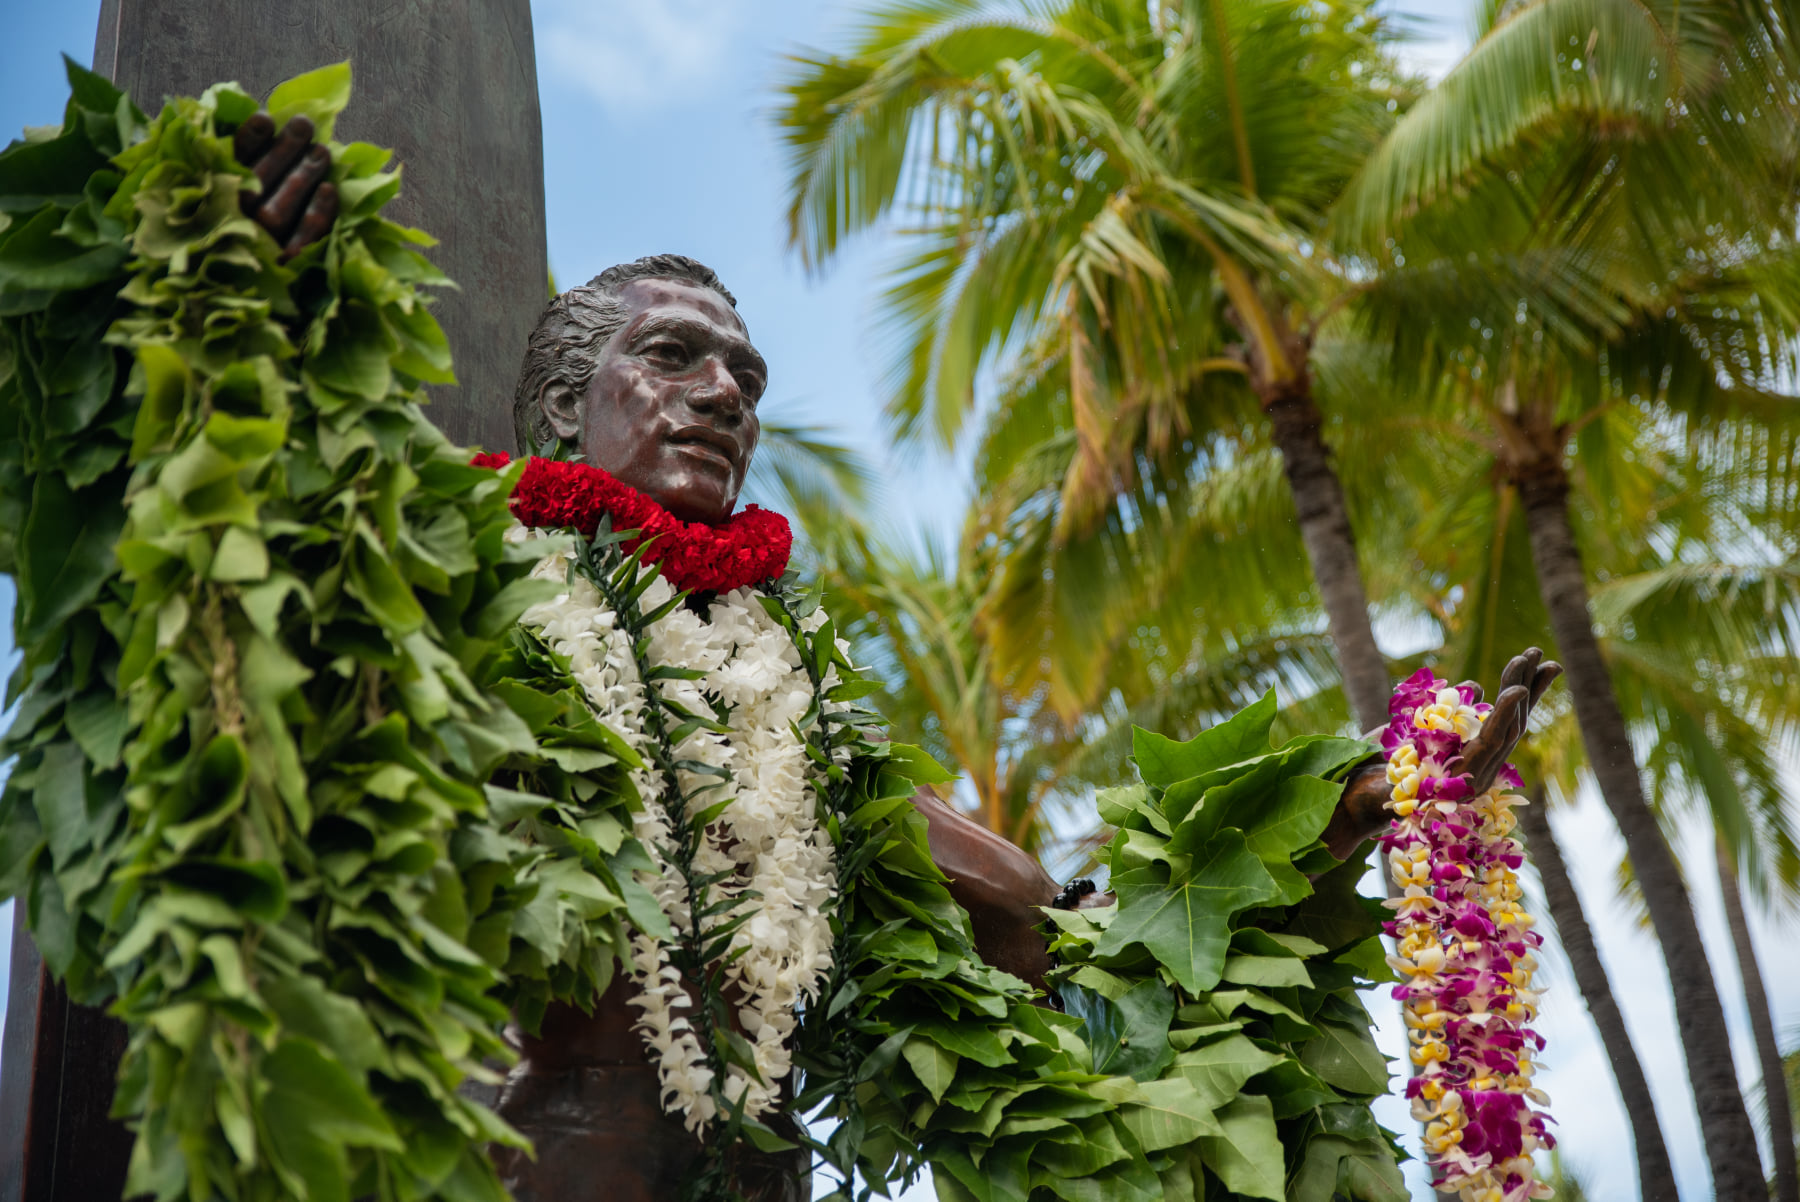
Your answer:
[806,692,1404,1202]
[0,60,575,1202]
[777,0,1426,727]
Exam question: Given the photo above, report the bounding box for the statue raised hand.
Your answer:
[231,111,338,257]
[1322,647,1563,860]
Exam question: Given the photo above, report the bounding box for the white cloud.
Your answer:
[533,0,752,116]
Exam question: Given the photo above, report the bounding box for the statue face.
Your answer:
[542,278,765,525]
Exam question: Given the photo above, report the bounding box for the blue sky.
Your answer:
[2,3,1796,1200]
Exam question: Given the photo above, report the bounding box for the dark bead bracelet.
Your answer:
[1050,878,1098,910]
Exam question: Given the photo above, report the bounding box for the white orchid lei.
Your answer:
[515,529,849,1129]
[477,452,860,1141]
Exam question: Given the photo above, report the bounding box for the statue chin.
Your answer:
[627,467,737,527]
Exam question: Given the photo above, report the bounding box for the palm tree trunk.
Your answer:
[1716,835,1798,1202]
[1517,464,1765,1202]
[1515,788,1677,1201]
[1263,390,1390,732]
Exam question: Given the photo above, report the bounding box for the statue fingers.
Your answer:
[232,112,275,168]
[282,182,339,259]
[1529,660,1563,708]
[1469,685,1528,787]
[1050,878,1098,910]
[1455,680,1483,705]
[1491,683,1529,734]
[1512,648,1545,697]
[1498,652,1529,695]
[1498,683,1533,754]
[250,114,316,198]
[257,145,330,241]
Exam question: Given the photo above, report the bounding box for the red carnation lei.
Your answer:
[473,453,792,594]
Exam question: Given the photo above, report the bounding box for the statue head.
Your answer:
[512,254,765,526]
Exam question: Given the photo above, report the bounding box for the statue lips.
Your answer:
[665,423,745,477]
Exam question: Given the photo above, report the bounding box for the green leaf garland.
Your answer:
[802,689,1408,1202]
[0,59,550,1201]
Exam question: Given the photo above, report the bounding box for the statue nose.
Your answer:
[687,358,745,422]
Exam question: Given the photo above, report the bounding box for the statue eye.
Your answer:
[644,339,688,366]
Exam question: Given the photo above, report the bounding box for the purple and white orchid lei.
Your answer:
[1378,670,1555,1202]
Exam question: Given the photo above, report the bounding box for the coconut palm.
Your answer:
[1380,355,1800,1202]
[1335,0,1800,1160]
[1512,782,1676,1199]
[779,1,1800,1195]
[776,0,1421,731]
[1717,838,1799,1202]
[791,482,1346,850]
[1606,562,1800,1202]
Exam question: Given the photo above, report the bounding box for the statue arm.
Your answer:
[911,787,1063,992]
[908,651,1562,997]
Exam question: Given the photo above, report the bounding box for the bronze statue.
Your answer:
[486,256,1560,1201]
[239,127,1560,1202]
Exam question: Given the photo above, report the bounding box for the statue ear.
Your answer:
[538,380,582,443]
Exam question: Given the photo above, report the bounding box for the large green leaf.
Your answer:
[1170,770,1343,865]
[16,471,124,645]
[1194,1094,1284,1201]
[1299,1019,1390,1095]
[903,1036,959,1103]
[1167,1033,1284,1111]
[266,62,353,143]
[0,203,128,290]
[1063,977,1176,1081]
[1094,830,1280,992]
[1132,689,1276,788]
[1118,1078,1226,1151]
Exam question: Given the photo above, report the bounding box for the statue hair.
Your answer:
[511,254,740,455]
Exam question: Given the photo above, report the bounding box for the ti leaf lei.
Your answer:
[0,58,555,1202]
[0,59,1410,1202]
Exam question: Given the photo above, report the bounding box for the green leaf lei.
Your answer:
[0,60,1405,1202]
[0,58,560,1202]
[802,691,1408,1202]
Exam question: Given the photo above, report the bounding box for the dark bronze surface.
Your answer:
[494,985,807,1202]
[0,907,134,1202]
[542,277,764,526]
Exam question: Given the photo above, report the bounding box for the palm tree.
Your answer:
[1334,0,1800,1164]
[1379,354,1800,1201]
[1605,558,1800,1202]
[1568,589,1800,1202]
[1512,782,1677,1200]
[962,344,1384,729]
[792,486,1343,848]
[779,4,1800,1196]
[776,0,1420,731]
[1717,836,1799,1202]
